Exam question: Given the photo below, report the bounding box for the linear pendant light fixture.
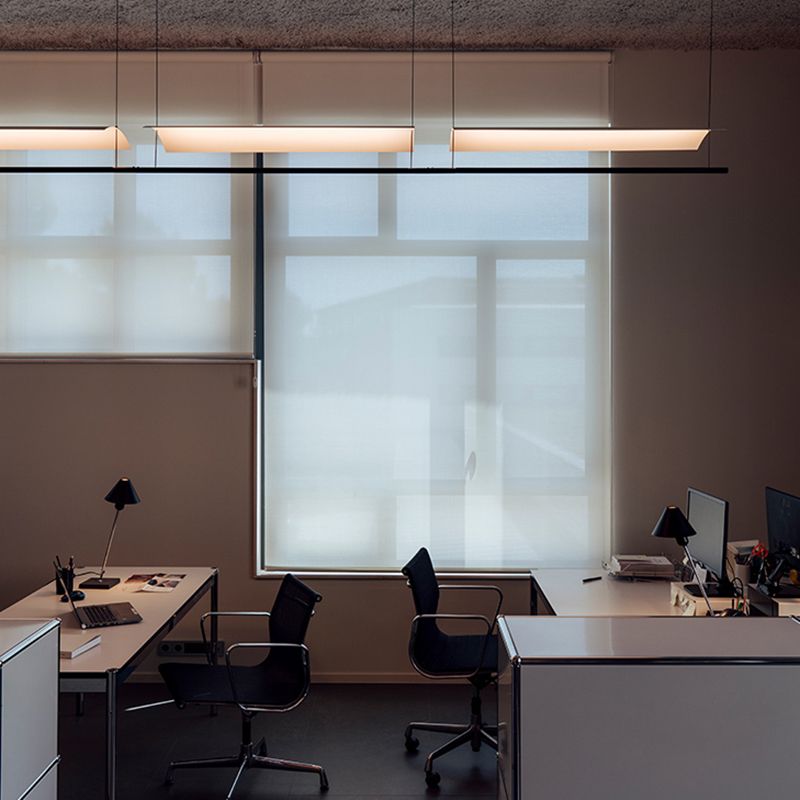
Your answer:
[149,0,414,155]
[151,125,414,153]
[0,126,129,151]
[0,0,130,153]
[448,0,713,154]
[451,128,710,152]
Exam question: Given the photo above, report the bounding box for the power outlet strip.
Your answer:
[158,640,225,658]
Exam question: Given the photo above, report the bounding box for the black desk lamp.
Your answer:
[80,477,141,590]
[651,505,715,616]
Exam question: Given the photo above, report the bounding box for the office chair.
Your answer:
[401,547,502,788]
[159,573,328,798]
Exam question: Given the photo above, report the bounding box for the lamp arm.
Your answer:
[683,542,715,616]
[98,508,121,580]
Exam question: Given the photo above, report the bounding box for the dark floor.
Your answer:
[59,683,498,799]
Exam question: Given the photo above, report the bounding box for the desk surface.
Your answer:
[500,615,800,662]
[0,566,216,674]
[531,568,682,617]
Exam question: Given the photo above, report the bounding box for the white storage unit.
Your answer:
[0,619,60,800]
[498,616,800,800]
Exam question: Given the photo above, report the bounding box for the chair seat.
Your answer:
[416,632,498,686]
[159,661,305,708]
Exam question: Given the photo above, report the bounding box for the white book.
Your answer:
[60,631,101,659]
[608,554,675,578]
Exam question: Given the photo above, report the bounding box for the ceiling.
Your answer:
[1,0,799,52]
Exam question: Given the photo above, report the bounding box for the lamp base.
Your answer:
[79,576,120,590]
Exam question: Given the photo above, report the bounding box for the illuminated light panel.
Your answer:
[152,126,415,153]
[450,128,710,152]
[0,126,130,151]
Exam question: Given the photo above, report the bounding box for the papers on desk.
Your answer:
[60,631,101,659]
[122,573,187,592]
[606,555,677,580]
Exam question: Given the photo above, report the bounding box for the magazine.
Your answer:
[122,573,187,593]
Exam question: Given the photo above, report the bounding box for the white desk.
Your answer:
[0,566,218,800]
[530,568,683,616]
[498,615,800,800]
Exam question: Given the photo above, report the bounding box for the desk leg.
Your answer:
[211,570,219,664]
[210,570,219,716]
[106,669,118,800]
[529,575,555,616]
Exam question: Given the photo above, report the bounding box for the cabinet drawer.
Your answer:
[0,627,58,800]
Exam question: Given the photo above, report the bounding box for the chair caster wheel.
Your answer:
[425,770,441,788]
[320,769,330,791]
[164,774,174,787]
[405,735,420,752]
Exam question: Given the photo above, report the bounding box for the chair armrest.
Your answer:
[199,611,271,664]
[438,584,504,626]
[409,613,493,680]
[224,642,310,714]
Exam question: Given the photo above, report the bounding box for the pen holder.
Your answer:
[55,566,75,597]
[733,561,750,588]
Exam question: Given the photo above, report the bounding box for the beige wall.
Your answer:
[612,49,800,556]
[1,48,799,680]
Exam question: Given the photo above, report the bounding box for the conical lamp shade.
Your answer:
[104,477,141,510]
[651,506,695,546]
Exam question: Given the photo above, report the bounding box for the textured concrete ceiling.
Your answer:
[1,0,799,51]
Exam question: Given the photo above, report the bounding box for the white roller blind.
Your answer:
[262,53,610,570]
[0,53,254,355]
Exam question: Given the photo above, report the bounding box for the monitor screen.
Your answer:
[686,487,729,583]
[765,487,800,556]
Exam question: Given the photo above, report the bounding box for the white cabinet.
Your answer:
[498,616,800,800]
[0,620,59,800]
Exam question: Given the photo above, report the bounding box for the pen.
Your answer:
[582,576,603,583]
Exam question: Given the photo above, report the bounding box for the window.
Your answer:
[0,52,254,355]
[0,150,252,354]
[261,52,610,571]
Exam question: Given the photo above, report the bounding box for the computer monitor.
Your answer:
[684,487,733,597]
[765,486,800,557]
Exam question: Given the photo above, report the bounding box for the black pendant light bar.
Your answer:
[0,165,728,174]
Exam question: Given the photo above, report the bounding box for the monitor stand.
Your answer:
[683,582,736,598]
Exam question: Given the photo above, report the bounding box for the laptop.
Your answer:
[67,589,142,630]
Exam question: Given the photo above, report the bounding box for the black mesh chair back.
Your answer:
[262,573,322,686]
[402,547,445,671]
[269,573,321,643]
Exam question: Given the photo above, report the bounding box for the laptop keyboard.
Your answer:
[84,604,117,625]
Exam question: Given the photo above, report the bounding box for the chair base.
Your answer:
[404,690,497,786]
[166,721,328,797]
